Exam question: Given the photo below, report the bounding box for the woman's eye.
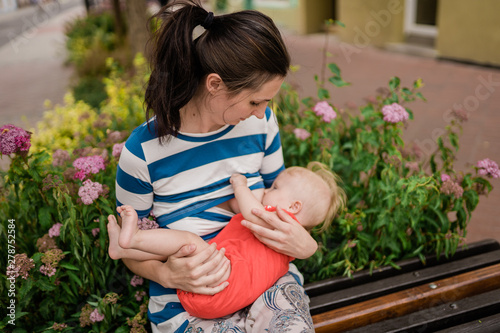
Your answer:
[250,101,261,106]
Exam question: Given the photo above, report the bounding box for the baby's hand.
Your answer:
[230,174,247,187]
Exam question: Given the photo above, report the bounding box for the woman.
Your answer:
[116,1,317,331]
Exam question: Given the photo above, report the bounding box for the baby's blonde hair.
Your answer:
[284,162,346,232]
[307,162,346,232]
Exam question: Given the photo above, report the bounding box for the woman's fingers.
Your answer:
[242,205,318,259]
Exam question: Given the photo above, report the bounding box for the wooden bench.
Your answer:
[304,239,500,332]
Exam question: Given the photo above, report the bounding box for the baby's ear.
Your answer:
[289,200,302,214]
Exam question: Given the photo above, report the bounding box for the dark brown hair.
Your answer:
[145,0,290,142]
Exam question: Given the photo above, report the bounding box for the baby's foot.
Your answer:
[107,215,124,260]
[117,205,139,249]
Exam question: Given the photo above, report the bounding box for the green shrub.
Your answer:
[0,43,497,332]
[0,57,150,332]
[275,64,496,282]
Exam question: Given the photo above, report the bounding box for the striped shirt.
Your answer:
[116,107,285,331]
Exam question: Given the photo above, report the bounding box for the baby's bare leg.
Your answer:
[107,214,166,261]
[117,205,142,249]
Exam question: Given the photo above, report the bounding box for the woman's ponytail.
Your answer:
[145,1,207,142]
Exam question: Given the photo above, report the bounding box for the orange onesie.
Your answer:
[177,206,296,319]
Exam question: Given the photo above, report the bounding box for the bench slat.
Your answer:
[312,263,500,333]
[309,249,500,314]
[344,288,500,332]
[435,312,500,333]
[305,238,500,298]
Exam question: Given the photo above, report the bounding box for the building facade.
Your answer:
[217,0,500,67]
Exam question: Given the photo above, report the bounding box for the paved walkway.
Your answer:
[0,3,498,244]
[0,0,84,129]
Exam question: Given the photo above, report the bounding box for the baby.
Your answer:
[107,161,346,319]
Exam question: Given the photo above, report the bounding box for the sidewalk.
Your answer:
[0,4,498,245]
[0,0,84,129]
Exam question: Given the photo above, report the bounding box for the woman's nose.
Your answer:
[252,107,266,119]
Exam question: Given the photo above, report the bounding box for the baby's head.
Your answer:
[262,162,346,231]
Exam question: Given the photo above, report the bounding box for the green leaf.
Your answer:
[59,263,80,271]
[327,63,341,76]
[67,270,83,287]
[328,75,350,87]
[389,77,400,91]
[415,92,427,101]
[449,132,459,151]
[317,87,330,100]
[38,279,57,292]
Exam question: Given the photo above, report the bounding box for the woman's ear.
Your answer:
[288,200,302,214]
[206,73,224,95]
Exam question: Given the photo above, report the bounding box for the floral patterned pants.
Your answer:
[184,269,314,333]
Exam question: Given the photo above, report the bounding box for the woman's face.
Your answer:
[211,76,284,126]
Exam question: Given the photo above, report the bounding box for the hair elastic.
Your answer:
[201,12,214,29]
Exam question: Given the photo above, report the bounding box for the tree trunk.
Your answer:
[126,0,149,56]
[111,0,125,41]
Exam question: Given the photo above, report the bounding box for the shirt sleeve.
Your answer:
[260,107,285,188]
[115,135,154,218]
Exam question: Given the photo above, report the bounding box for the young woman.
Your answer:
[116,1,317,331]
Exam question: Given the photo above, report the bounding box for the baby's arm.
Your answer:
[229,174,270,229]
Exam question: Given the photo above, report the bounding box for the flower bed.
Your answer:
[1,52,498,331]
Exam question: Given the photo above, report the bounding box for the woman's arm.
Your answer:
[241,207,318,259]
[121,243,230,295]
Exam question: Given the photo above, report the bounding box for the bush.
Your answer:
[275,63,497,282]
[1,49,498,331]
[0,57,150,332]
[64,11,133,109]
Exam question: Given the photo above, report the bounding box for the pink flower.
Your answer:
[0,124,31,155]
[78,179,104,205]
[48,223,63,238]
[313,101,337,123]
[40,264,57,277]
[89,309,105,323]
[293,128,311,140]
[6,253,34,279]
[112,142,125,159]
[441,180,464,199]
[138,217,159,230]
[130,275,144,287]
[441,174,451,182]
[381,103,409,123]
[92,228,100,237]
[135,290,147,301]
[52,149,71,167]
[73,155,106,181]
[405,162,419,172]
[477,158,500,178]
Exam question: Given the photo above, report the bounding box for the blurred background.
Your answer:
[1,0,499,243]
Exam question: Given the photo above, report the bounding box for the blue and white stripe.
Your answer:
[116,107,284,331]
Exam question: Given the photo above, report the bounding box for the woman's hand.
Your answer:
[241,206,318,259]
[156,242,231,295]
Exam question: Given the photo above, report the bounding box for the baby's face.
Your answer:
[262,172,301,209]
